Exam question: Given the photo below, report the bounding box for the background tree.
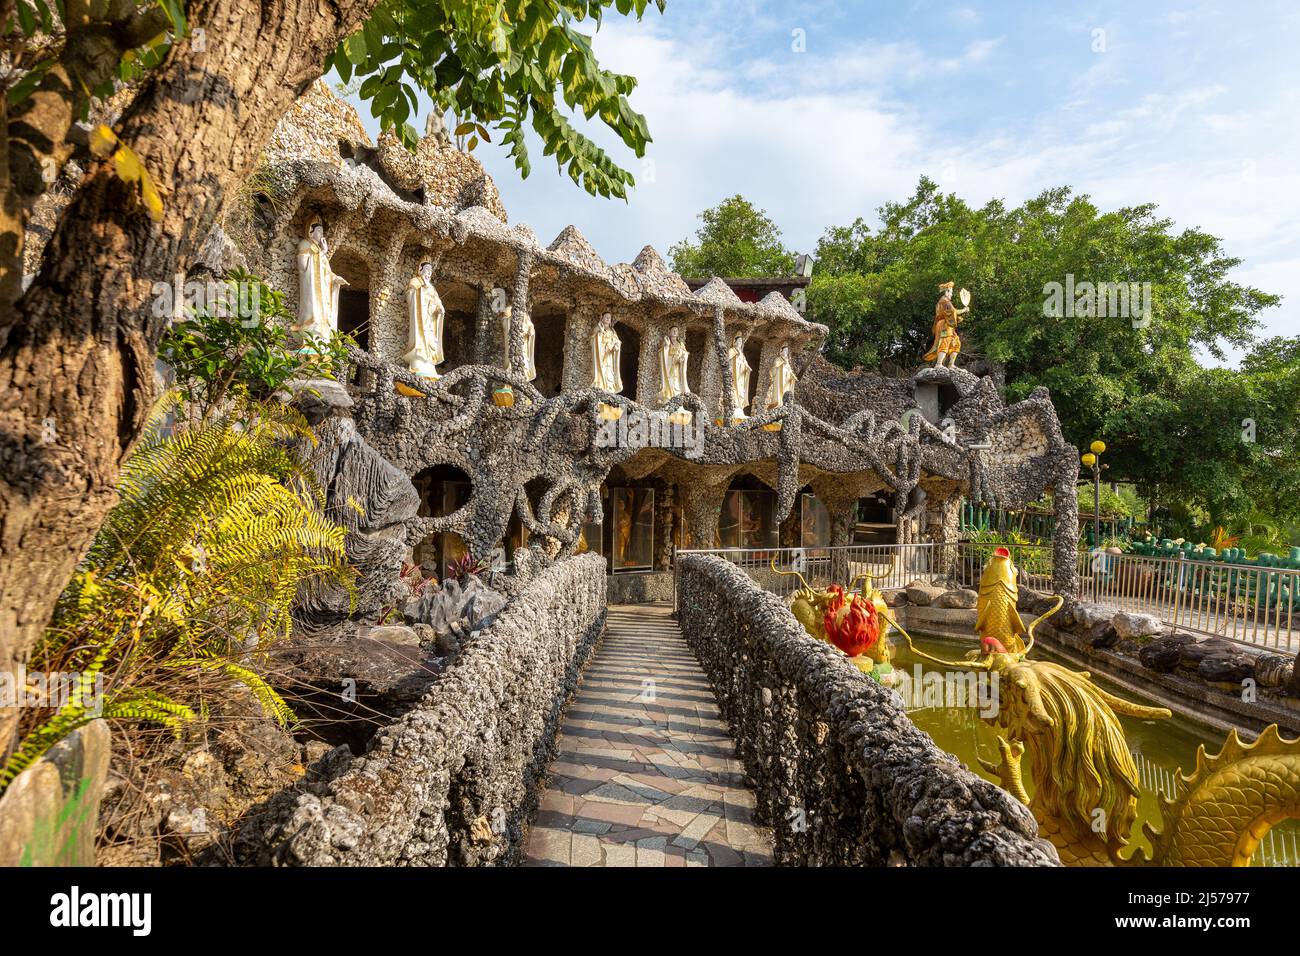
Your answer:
[0,0,665,751]
[669,194,796,278]
[807,176,1284,522]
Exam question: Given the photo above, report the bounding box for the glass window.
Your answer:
[722,490,777,553]
[611,487,654,571]
[801,493,831,548]
[719,491,743,549]
[741,490,778,553]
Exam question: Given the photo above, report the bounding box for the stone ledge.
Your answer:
[233,553,607,866]
[676,554,1059,867]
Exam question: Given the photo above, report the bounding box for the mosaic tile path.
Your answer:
[524,604,772,867]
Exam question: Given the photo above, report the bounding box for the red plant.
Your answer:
[822,584,881,657]
[446,552,487,583]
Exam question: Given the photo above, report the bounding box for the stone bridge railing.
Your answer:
[676,553,1059,866]
[237,553,606,866]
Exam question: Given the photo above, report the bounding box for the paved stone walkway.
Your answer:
[524,605,772,867]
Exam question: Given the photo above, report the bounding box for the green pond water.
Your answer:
[895,633,1299,867]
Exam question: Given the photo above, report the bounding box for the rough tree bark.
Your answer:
[0,0,379,749]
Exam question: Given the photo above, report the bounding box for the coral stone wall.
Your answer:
[676,554,1059,866]
[240,553,606,866]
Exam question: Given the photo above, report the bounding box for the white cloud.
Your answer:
[420,9,1296,346]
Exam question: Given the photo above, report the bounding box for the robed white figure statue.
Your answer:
[591,312,622,392]
[657,325,691,425]
[728,332,751,420]
[497,286,536,381]
[295,220,347,344]
[403,261,444,379]
[591,311,623,420]
[766,344,798,408]
[657,326,690,403]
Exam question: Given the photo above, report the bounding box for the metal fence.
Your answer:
[1079,550,1299,651]
[673,541,1055,604]
[676,541,1300,651]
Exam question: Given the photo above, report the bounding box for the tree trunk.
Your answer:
[0,0,378,751]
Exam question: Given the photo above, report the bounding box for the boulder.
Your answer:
[934,588,979,609]
[1198,654,1255,684]
[1179,638,1238,669]
[1072,602,1112,629]
[363,624,421,646]
[905,582,947,606]
[1083,619,1119,648]
[883,589,909,608]
[0,720,111,866]
[1255,653,1294,688]
[1111,611,1163,640]
[1138,638,1184,673]
[290,377,354,425]
[1017,587,1048,612]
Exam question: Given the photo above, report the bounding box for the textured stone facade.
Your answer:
[236,553,606,866]
[676,554,1060,866]
[227,83,1081,598]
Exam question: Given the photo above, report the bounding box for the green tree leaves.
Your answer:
[668,194,798,278]
[331,0,663,199]
[807,176,1290,525]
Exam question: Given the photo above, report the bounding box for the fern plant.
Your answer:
[1,398,354,792]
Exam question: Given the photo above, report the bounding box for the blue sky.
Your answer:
[345,1,1299,356]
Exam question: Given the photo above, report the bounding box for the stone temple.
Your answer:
[217,81,1080,615]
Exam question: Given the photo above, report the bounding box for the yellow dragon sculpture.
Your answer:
[847,546,1300,866]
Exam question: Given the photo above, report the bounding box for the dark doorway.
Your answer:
[337,288,369,350]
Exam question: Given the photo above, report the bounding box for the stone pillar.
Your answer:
[680,479,728,549]
[473,285,496,365]
[824,495,858,583]
[713,305,734,424]
[754,337,781,414]
[638,320,662,407]
[563,301,600,393]
[507,250,536,377]
[372,227,414,363]
[927,494,962,585]
[1051,450,1081,597]
[654,480,676,571]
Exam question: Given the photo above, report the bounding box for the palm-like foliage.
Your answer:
[1,399,353,790]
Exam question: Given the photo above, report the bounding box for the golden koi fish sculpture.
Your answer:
[811,546,1300,866]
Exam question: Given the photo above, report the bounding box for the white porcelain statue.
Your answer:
[403,261,444,379]
[295,220,347,345]
[728,332,751,420]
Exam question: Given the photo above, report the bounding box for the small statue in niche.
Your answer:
[497,286,536,382]
[727,332,751,422]
[923,281,970,368]
[403,261,444,379]
[294,219,347,347]
[763,343,798,432]
[657,325,691,425]
[591,311,623,420]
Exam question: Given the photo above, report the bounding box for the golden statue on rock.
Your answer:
[880,546,1300,866]
[923,281,969,368]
